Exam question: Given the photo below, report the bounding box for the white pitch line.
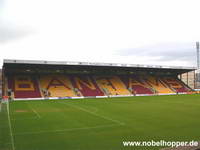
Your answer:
[11,117,38,121]
[7,101,15,150]
[31,108,41,118]
[14,123,121,136]
[59,102,125,126]
[26,102,41,118]
[0,102,2,112]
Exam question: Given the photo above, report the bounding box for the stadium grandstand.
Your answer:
[1,59,196,100]
[1,59,200,150]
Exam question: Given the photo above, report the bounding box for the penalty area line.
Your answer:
[59,102,125,126]
[14,123,122,136]
[11,116,39,121]
[26,102,41,118]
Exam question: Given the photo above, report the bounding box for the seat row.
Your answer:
[7,74,192,98]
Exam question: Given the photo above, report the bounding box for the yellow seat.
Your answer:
[145,76,174,94]
[40,75,77,97]
[95,76,131,95]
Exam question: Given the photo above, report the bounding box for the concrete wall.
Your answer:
[179,71,195,89]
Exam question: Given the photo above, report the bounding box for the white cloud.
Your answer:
[0,0,200,67]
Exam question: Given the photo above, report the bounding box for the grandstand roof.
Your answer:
[3,59,196,75]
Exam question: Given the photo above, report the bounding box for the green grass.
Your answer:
[1,94,200,150]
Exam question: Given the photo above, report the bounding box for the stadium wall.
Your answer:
[13,93,192,101]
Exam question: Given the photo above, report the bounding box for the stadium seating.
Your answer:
[70,75,104,96]
[94,76,117,95]
[7,75,41,98]
[162,77,191,93]
[39,75,77,97]
[144,76,175,94]
[94,76,131,95]
[120,75,153,94]
[6,74,192,98]
[109,76,131,95]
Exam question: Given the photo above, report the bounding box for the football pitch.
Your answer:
[1,94,200,150]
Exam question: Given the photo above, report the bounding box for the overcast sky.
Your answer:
[0,0,200,67]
